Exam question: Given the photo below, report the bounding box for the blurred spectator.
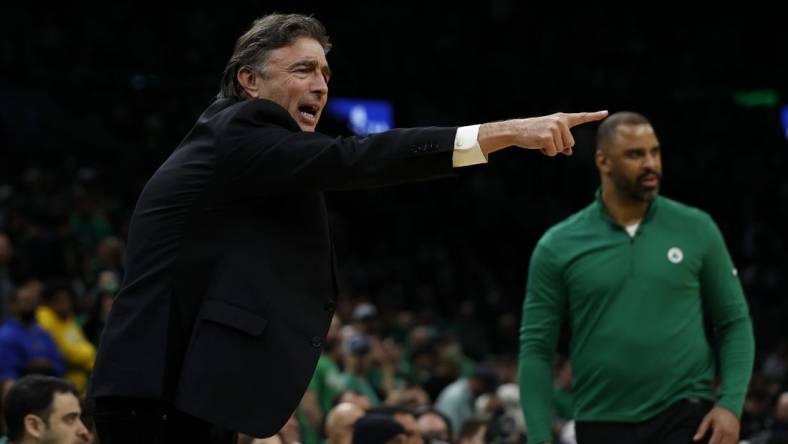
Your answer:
[415,408,452,444]
[762,342,788,384]
[325,402,365,444]
[421,341,463,403]
[9,181,78,281]
[237,415,300,444]
[278,414,302,444]
[386,386,430,412]
[305,316,346,413]
[238,435,283,444]
[487,383,526,443]
[434,365,498,436]
[749,392,788,444]
[2,374,90,444]
[455,300,489,359]
[87,237,124,281]
[300,319,347,444]
[68,197,111,253]
[352,303,380,334]
[456,419,487,444]
[335,389,373,411]
[35,282,95,393]
[79,270,118,346]
[399,325,435,378]
[300,315,347,440]
[365,338,402,402]
[0,282,64,380]
[368,406,423,444]
[342,335,382,406]
[742,380,776,438]
[352,413,408,444]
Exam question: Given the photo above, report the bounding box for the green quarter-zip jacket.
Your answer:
[518,192,754,444]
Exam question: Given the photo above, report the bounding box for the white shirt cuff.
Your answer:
[452,124,487,168]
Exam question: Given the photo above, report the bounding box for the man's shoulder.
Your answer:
[0,319,20,332]
[36,306,58,327]
[0,322,12,339]
[207,97,300,132]
[0,320,26,342]
[656,195,713,225]
[438,378,468,399]
[316,354,339,372]
[539,202,598,246]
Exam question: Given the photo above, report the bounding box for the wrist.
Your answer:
[479,120,517,156]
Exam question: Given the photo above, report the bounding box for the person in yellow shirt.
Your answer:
[36,282,96,393]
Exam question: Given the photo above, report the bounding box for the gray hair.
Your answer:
[219,13,331,100]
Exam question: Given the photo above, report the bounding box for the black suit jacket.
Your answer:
[89,97,457,436]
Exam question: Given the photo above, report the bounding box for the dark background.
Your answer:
[1,4,786,355]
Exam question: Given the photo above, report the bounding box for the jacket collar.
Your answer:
[594,188,659,227]
[209,95,302,132]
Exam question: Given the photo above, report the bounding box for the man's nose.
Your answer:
[643,152,658,169]
[77,419,91,441]
[312,73,328,95]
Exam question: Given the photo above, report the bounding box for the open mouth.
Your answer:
[298,104,320,121]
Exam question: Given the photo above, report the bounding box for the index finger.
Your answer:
[566,110,609,128]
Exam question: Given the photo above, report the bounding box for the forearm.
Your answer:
[698,215,755,417]
[478,120,520,156]
[519,241,566,443]
[477,111,607,157]
[518,352,556,444]
[715,315,755,417]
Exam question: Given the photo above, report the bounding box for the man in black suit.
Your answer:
[88,13,607,444]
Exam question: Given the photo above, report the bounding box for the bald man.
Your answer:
[326,402,365,444]
[519,111,754,444]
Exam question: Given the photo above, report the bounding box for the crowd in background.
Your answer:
[1,3,787,443]
[0,165,786,443]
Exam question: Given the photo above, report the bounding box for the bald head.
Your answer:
[417,411,451,442]
[326,402,365,444]
[596,111,652,155]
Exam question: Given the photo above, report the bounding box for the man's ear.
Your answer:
[595,149,610,174]
[24,414,45,439]
[237,66,260,99]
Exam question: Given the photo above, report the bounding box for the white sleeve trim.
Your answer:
[452,124,488,168]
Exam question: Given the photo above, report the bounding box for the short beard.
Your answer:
[611,170,661,202]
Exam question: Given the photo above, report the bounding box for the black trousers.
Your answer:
[93,397,236,444]
[575,398,714,444]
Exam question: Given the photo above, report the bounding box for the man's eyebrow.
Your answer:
[289,60,316,69]
[289,60,331,79]
[624,144,660,152]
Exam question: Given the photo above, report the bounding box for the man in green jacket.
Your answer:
[518,111,754,444]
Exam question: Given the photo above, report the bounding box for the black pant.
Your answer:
[93,397,236,444]
[575,398,714,444]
